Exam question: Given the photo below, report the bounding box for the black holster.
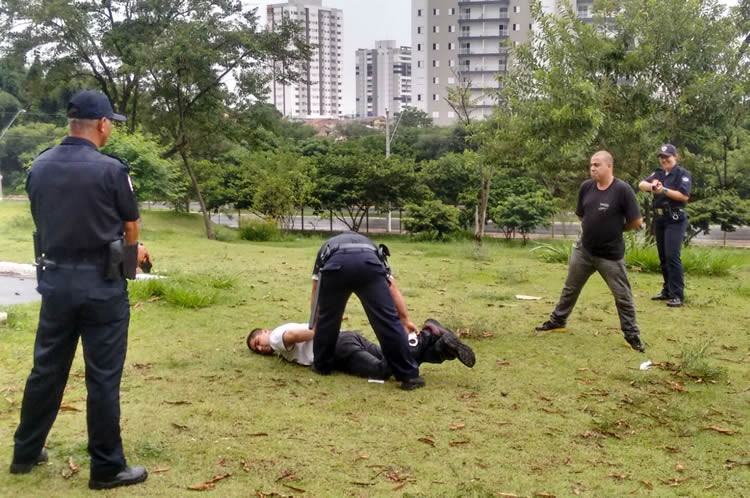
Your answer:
[106,239,138,280]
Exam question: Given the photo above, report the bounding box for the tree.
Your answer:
[396,105,433,129]
[686,191,750,245]
[489,190,557,244]
[404,200,461,240]
[444,69,479,126]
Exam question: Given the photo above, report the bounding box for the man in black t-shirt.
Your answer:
[535,151,646,353]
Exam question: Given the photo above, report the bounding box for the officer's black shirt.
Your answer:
[26,136,139,255]
[576,178,641,260]
[312,232,381,277]
[644,165,692,210]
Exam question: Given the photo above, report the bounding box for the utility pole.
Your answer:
[0,109,26,201]
[385,107,391,232]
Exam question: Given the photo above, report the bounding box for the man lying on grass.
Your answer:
[247,318,475,381]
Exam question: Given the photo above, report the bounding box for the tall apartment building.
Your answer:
[267,0,343,119]
[355,41,412,118]
[412,0,593,126]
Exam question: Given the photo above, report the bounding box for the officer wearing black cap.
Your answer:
[639,144,692,307]
[10,90,149,489]
[309,232,425,390]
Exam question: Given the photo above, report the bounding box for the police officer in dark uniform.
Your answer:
[639,144,692,307]
[9,90,149,490]
[309,232,425,390]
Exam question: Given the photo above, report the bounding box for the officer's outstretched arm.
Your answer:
[388,277,418,334]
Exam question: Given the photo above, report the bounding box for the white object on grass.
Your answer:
[367,379,385,384]
[515,295,542,301]
[639,360,653,371]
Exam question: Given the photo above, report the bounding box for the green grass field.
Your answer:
[1,200,749,497]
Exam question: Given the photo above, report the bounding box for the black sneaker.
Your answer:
[89,466,148,490]
[534,320,566,332]
[9,448,48,474]
[400,376,426,391]
[625,334,646,353]
[651,292,670,301]
[437,331,476,368]
[666,298,683,308]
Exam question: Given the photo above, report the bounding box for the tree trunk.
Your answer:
[475,174,491,242]
[179,149,215,239]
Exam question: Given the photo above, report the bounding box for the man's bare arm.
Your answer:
[388,277,418,333]
[124,220,139,245]
[282,329,315,349]
[625,217,643,231]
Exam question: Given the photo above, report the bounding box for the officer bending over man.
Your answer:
[247,318,475,380]
[310,232,430,390]
[535,151,646,353]
[10,90,149,490]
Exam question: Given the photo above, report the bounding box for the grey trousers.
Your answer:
[550,242,640,336]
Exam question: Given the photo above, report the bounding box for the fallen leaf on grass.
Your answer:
[496,493,519,498]
[153,466,170,473]
[353,453,369,462]
[449,440,470,447]
[496,360,511,366]
[418,437,436,447]
[59,404,81,412]
[188,472,231,491]
[255,491,290,498]
[724,459,750,469]
[608,472,629,481]
[675,463,685,473]
[282,483,306,493]
[667,381,686,392]
[62,457,80,479]
[393,482,407,491]
[534,492,556,498]
[449,423,465,430]
[164,400,191,406]
[515,294,542,300]
[275,469,297,482]
[703,425,737,435]
[661,476,690,487]
[171,423,189,431]
[641,480,653,489]
[350,481,375,487]
[249,432,269,437]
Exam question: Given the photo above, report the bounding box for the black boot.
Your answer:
[9,448,48,474]
[89,466,148,490]
[436,331,476,368]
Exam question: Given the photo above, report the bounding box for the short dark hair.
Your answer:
[246,328,264,352]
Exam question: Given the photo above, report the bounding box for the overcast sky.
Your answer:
[248,0,740,116]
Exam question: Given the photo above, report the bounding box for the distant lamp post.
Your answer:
[0,109,26,201]
[384,107,403,232]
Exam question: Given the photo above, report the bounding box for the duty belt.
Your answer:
[654,207,685,221]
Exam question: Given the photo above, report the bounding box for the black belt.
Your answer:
[654,207,684,216]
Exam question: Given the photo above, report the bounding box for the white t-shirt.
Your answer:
[269,322,314,366]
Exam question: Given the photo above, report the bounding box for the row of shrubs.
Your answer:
[531,240,744,277]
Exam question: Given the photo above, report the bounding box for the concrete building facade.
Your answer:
[412,0,594,126]
[355,41,412,118]
[267,0,343,119]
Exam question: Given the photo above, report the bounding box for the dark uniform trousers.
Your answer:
[313,250,419,381]
[14,266,129,480]
[654,215,688,300]
[332,330,450,380]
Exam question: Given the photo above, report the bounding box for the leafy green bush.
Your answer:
[128,275,226,309]
[679,341,727,382]
[489,190,557,244]
[532,240,740,276]
[404,199,461,241]
[238,220,281,241]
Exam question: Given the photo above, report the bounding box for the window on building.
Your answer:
[432,59,439,67]
[417,60,422,67]
[417,94,422,101]
[448,77,455,84]
[447,111,455,118]
[448,24,455,32]
[577,5,591,18]
[514,5,521,14]
[432,93,438,101]
[448,7,455,15]
[417,9,422,16]
[417,43,422,51]
[432,77,439,84]
[499,24,507,35]
[433,43,439,50]
[513,23,519,31]
[432,111,440,118]
[500,7,508,16]
[433,8,439,15]
[433,25,439,33]
[449,59,455,67]
[417,26,422,34]
[448,42,454,50]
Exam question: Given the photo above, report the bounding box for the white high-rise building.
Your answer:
[267,0,343,119]
[355,41,412,118]
[412,0,594,126]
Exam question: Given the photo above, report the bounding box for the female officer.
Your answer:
[639,144,692,307]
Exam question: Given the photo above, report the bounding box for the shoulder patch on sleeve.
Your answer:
[682,176,690,182]
[102,153,131,171]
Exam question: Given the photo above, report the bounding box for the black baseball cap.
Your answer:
[67,90,126,122]
[657,144,677,157]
